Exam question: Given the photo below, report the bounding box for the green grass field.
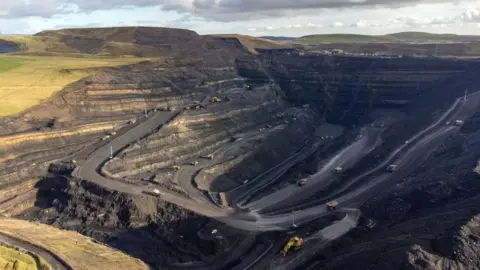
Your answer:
[0,54,148,116]
[0,56,26,73]
[0,243,50,270]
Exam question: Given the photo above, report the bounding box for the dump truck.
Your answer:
[334,167,343,173]
[280,236,304,256]
[101,135,111,141]
[455,120,464,126]
[204,154,214,160]
[244,84,251,90]
[190,161,199,166]
[211,97,222,103]
[128,119,137,124]
[172,165,181,171]
[326,200,339,211]
[297,179,308,186]
[70,160,77,165]
[386,164,398,172]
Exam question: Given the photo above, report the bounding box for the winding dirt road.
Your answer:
[0,233,71,270]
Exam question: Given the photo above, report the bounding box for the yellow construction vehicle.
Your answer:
[70,160,77,165]
[280,236,304,256]
[211,97,222,103]
[244,84,251,90]
[172,165,181,171]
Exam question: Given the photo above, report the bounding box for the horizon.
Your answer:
[0,1,480,36]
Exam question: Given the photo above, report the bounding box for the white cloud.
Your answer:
[462,7,480,22]
[331,21,343,27]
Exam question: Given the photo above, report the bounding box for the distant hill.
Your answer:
[1,27,285,57]
[259,36,294,41]
[290,32,480,45]
[210,34,288,53]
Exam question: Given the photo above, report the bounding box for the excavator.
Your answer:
[172,165,181,171]
[211,97,222,103]
[281,236,304,256]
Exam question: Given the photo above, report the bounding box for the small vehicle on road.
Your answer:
[326,200,338,211]
[386,164,398,172]
[190,161,199,166]
[334,167,343,173]
[297,179,308,186]
[101,135,111,141]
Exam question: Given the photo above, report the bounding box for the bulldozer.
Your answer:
[172,165,181,171]
[280,236,304,256]
[211,97,222,103]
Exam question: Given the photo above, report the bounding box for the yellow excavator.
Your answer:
[211,97,222,103]
[172,165,181,171]
[280,236,304,256]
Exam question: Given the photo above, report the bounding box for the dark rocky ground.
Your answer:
[1,28,480,269]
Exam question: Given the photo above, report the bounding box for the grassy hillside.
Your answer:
[0,243,50,270]
[0,218,148,270]
[294,34,393,44]
[210,34,289,53]
[0,54,147,116]
[291,32,480,45]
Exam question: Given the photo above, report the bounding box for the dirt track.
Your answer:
[0,233,71,270]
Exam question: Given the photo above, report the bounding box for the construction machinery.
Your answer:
[455,120,464,126]
[334,167,343,173]
[211,97,222,103]
[172,165,181,171]
[386,164,398,172]
[297,179,308,186]
[128,119,137,124]
[204,154,214,160]
[326,200,339,211]
[70,160,77,165]
[243,84,251,90]
[190,161,199,166]
[101,135,111,141]
[280,236,304,256]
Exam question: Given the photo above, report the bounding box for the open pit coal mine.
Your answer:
[2,37,480,270]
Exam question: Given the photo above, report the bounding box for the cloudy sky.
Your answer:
[1,0,480,36]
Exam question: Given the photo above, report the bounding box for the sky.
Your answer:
[1,0,480,36]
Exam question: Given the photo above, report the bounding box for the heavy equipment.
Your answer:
[204,154,214,160]
[326,200,338,211]
[190,161,199,166]
[297,179,308,186]
[386,164,397,172]
[280,236,304,256]
[211,97,222,103]
[455,120,464,126]
[70,160,77,165]
[334,167,343,173]
[172,165,181,171]
[243,84,251,90]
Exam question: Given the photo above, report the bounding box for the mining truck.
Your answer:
[334,167,343,173]
[172,165,181,171]
[386,164,398,172]
[190,161,199,166]
[455,120,464,126]
[211,97,222,103]
[297,179,308,186]
[281,236,304,256]
[203,154,214,160]
[326,200,339,211]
